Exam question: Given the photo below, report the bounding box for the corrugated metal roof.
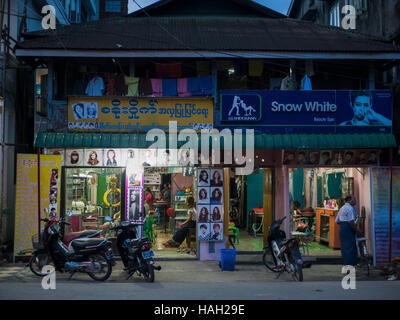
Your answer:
[34,132,397,149]
[17,17,400,53]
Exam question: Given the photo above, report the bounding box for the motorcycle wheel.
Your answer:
[262,246,280,273]
[143,261,155,282]
[86,253,112,282]
[29,253,52,277]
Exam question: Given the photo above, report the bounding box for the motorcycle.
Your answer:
[29,217,115,281]
[262,216,305,281]
[110,220,161,282]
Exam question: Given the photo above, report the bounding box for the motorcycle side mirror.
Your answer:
[104,216,112,222]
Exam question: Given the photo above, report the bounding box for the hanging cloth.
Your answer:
[150,79,163,97]
[106,78,115,96]
[177,78,191,97]
[114,74,128,96]
[249,59,264,77]
[199,75,212,95]
[162,78,177,97]
[85,76,105,96]
[280,76,297,90]
[187,77,201,96]
[139,78,153,96]
[124,77,140,96]
[301,75,312,90]
[196,61,210,77]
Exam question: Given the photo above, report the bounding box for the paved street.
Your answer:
[0,260,399,300]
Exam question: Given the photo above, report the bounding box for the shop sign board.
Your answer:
[220,90,392,133]
[68,96,214,132]
[14,154,61,257]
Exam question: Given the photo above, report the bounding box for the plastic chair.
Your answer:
[144,215,155,242]
[167,208,174,231]
[228,227,240,245]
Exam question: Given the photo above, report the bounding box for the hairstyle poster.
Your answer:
[197,223,210,241]
[127,165,144,187]
[104,148,120,167]
[140,149,157,167]
[84,149,103,167]
[198,187,210,204]
[126,187,144,221]
[210,187,223,204]
[45,148,65,166]
[210,205,223,222]
[198,205,210,222]
[210,169,223,187]
[66,149,84,166]
[196,168,224,242]
[210,223,223,241]
[198,169,210,186]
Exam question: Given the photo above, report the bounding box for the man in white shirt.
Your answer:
[336,195,360,266]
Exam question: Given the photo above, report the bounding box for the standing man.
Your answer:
[335,195,360,266]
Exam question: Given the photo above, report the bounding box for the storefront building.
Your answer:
[218,89,399,265]
[14,0,400,263]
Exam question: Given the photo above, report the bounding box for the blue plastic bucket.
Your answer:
[220,249,237,271]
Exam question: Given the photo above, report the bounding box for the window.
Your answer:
[105,0,121,13]
[329,1,340,27]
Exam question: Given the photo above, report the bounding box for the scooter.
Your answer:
[109,220,161,282]
[29,216,115,281]
[262,216,306,281]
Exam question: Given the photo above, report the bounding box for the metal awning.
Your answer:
[34,132,397,149]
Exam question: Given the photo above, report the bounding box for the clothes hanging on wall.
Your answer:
[106,78,115,96]
[124,76,140,96]
[139,78,153,96]
[162,78,177,97]
[177,78,191,97]
[187,76,212,96]
[280,75,297,90]
[150,78,163,97]
[85,75,105,96]
[114,73,128,96]
[301,75,312,90]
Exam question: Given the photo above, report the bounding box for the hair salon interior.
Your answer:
[13,0,400,264]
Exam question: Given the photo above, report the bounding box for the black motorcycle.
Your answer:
[110,220,161,282]
[29,217,115,281]
[262,216,305,281]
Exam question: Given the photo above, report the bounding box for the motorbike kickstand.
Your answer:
[126,272,134,280]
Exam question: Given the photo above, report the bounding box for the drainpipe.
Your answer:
[389,148,393,263]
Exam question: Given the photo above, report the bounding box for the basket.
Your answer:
[220,249,237,271]
[32,233,44,250]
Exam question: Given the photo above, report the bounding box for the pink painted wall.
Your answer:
[352,168,373,254]
[172,173,194,196]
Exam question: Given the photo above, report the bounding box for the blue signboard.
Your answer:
[219,90,393,133]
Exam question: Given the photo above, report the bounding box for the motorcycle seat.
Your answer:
[71,238,106,249]
[64,230,100,243]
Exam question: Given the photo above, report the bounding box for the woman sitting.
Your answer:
[163,195,196,248]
